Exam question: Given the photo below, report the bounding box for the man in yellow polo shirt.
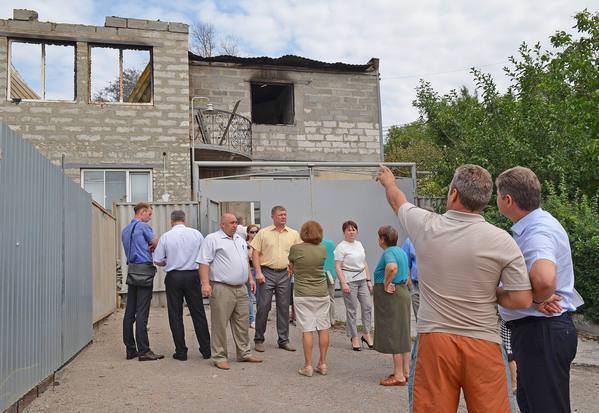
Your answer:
[252,205,301,352]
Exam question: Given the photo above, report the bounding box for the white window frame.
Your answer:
[7,38,76,102]
[80,169,153,208]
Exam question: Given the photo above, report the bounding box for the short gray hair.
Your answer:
[450,164,493,211]
[170,210,185,222]
[496,166,541,211]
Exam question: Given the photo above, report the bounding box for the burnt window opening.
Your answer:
[90,45,152,103]
[9,39,75,101]
[251,82,294,125]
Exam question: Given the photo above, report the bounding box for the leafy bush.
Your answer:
[542,181,599,321]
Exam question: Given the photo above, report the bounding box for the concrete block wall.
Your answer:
[0,14,191,201]
[189,63,381,161]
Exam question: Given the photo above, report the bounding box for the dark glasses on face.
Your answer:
[248,230,258,234]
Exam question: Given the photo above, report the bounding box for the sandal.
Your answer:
[298,366,313,377]
[380,375,407,386]
[315,365,328,375]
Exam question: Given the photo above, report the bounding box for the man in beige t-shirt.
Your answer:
[378,164,532,413]
[251,205,301,352]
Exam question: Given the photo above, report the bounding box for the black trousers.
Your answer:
[509,313,577,413]
[123,285,153,354]
[165,270,211,357]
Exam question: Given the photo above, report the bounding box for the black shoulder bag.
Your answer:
[125,222,156,288]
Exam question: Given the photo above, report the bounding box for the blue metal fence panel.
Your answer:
[0,122,93,410]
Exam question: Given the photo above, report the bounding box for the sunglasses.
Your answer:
[248,230,258,234]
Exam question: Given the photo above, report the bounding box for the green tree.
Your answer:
[412,9,598,196]
[384,121,444,195]
[93,68,142,102]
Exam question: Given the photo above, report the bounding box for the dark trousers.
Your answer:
[123,285,153,354]
[509,313,577,413]
[165,270,211,357]
[254,267,290,346]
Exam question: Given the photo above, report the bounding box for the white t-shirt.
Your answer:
[334,240,367,282]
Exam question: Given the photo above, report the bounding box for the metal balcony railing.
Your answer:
[193,105,252,157]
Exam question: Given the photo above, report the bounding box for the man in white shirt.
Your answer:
[197,213,262,370]
[153,210,211,361]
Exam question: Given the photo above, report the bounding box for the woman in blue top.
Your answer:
[373,225,411,386]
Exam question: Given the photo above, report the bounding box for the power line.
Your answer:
[381,61,505,80]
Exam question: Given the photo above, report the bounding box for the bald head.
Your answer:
[220,213,238,237]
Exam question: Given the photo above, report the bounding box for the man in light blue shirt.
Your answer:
[497,166,578,413]
[197,213,262,370]
[400,238,420,321]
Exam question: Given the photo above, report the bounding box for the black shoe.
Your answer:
[126,351,139,360]
[361,336,374,350]
[351,339,361,352]
[172,353,187,361]
[202,353,211,360]
[138,350,165,361]
[200,347,211,359]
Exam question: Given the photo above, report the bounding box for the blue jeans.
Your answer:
[247,269,256,323]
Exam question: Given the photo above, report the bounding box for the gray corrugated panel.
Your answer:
[113,202,199,293]
[0,122,93,411]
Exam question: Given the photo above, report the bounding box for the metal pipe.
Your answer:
[309,165,314,219]
[194,161,415,168]
[376,71,385,162]
[190,96,210,201]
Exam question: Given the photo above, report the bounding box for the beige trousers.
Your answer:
[210,282,251,363]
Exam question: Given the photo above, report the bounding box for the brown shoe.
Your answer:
[240,355,262,363]
[126,351,139,360]
[379,375,407,386]
[279,343,296,352]
[138,350,165,361]
[254,342,265,352]
[215,361,231,370]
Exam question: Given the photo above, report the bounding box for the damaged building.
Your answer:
[0,9,382,210]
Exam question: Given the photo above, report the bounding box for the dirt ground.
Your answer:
[24,307,599,413]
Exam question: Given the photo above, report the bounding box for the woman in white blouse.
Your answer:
[334,220,374,351]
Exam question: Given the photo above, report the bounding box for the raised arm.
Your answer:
[377,165,408,214]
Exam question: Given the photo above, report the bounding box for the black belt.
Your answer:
[506,312,571,329]
[211,281,245,288]
[262,265,287,272]
[167,269,198,275]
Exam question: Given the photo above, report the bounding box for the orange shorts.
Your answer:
[409,332,515,413]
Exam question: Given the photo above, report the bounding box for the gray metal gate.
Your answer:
[0,122,92,411]
[197,163,415,270]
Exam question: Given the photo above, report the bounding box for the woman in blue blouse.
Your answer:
[373,225,411,386]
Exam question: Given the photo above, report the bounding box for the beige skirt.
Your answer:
[294,295,331,332]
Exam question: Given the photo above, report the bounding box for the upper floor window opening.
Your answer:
[89,45,152,104]
[250,82,294,125]
[8,39,75,101]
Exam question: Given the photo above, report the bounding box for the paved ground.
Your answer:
[24,300,599,413]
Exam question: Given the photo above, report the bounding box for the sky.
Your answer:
[2,0,595,130]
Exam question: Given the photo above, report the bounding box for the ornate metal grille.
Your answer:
[193,106,252,156]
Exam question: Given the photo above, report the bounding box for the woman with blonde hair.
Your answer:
[288,220,330,377]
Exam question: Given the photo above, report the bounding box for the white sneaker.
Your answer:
[250,322,256,329]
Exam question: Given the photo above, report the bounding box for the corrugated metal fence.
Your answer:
[113,202,199,295]
[0,123,93,411]
[92,202,117,323]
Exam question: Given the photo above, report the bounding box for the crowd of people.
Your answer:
[121,164,579,413]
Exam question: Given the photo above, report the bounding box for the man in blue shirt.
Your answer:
[497,167,578,413]
[122,202,163,361]
[401,238,419,321]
